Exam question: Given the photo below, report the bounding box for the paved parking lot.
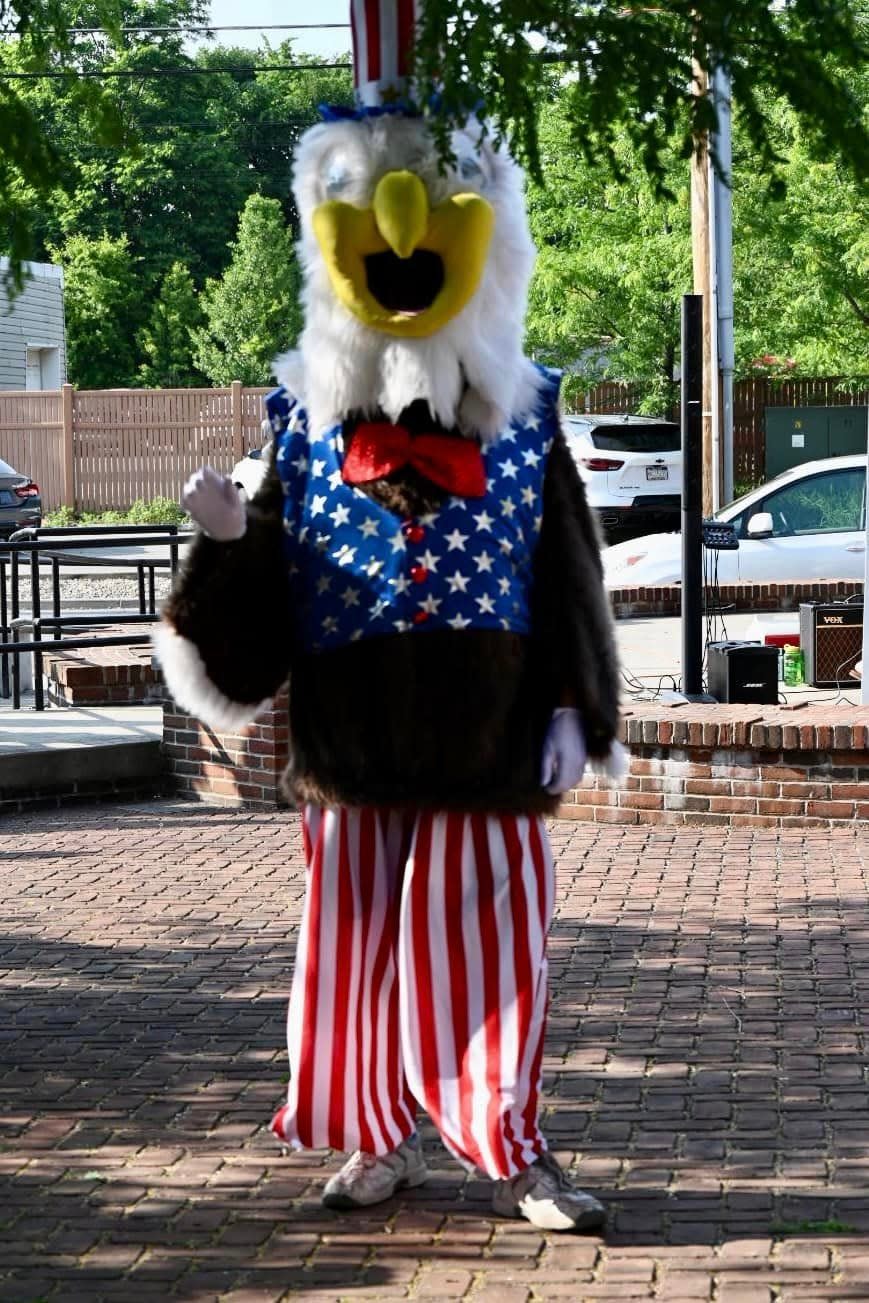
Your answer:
[2,801,869,1300]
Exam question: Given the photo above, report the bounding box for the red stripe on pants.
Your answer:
[273,807,554,1177]
[364,0,381,80]
[396,0,415,75]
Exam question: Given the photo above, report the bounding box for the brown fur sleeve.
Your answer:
[158,457,293,711]
[531,429,621,760]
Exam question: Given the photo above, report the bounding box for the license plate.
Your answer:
[0,491,14,506]
[646,466,669,481]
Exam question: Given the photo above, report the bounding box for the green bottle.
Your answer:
[782,645,804,687]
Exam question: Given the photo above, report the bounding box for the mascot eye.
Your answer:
[324,161,354,199]
[458,156,485,185]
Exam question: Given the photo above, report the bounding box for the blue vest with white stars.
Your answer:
[269,366,560,654]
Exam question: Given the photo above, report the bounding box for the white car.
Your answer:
[604,454,867,588]
[564,413,682,533]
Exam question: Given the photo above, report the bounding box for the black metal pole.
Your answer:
[681,293,704,698]
[0,560,8,699]
[31,546,44,711]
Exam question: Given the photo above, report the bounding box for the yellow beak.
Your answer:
[310,170,495,338]
[372,170,429,259]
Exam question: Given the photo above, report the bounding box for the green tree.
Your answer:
[1,13,352,291]
[6,1,868,301]
[0,0,123,290]
[524,74,869,403]
[733,100,869,378]
[526,98,691,412]
[137,261,205,388]
[52,232,140,387]
[192,194,302,386]
[2,24,351,366]
[419,0,869,192]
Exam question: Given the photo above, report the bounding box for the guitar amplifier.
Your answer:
[707,641,779,704]
[799,602,863,687]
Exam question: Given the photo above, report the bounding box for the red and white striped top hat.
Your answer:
[350,0,423,109]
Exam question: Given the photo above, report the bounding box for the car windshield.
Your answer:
[0,459,17,476]
[717,464,866,535]
[588,424,680,453]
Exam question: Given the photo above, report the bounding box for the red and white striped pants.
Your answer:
[271,805,555,1179]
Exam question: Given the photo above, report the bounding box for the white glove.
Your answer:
[540,708,587,794]
[181,466,246,541]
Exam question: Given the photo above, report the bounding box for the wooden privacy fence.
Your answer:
[0,382,269,512]
[1,378,867,511]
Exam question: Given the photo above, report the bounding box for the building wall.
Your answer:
[0,259,67,391]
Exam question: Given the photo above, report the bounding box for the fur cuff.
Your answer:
[588,741,629,782]
[152,623,271,732]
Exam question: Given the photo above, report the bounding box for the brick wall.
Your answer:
[162,695,869,827]
[157,576,869,820]
[562,704,869,828]
[609,578,862,620]
[43,633,162,706]
[162,690,290,808]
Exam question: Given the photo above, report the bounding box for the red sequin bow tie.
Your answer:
[342,421,486,498]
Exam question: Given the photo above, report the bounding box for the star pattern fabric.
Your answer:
[270,367,560,653]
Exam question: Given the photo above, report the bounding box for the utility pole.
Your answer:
[712,64,735,506]
[692,58,735,515]
[690,62,713,518]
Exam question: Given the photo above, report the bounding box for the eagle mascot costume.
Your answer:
[156,0,621,1233]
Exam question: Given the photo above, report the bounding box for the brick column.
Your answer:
[162,688,291,808]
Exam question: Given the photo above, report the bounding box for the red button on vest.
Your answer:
[413,610,430,625]
[402,522,425,544]
[410,565,429,585]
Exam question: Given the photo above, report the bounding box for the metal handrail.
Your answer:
[1,527,192,710]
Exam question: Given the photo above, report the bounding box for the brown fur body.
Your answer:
[161,420,620,813]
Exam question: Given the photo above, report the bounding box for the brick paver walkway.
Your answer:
[2,803,869,1301]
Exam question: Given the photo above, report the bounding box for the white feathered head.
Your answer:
[275,10,540,442]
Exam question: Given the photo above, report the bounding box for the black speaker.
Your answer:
[707,641,779,704]
[799,601,863,687]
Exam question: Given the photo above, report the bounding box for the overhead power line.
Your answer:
[0,63,352,80]
[62,24,350,34]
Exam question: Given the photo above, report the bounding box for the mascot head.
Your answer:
[275,0,540,441]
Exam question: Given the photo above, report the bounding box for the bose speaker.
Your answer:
[799,602,863,687]
[707,641,779,705]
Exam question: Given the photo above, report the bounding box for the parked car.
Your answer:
[564,413,682,534]
[604,453,867,588]
[0,457,41,538]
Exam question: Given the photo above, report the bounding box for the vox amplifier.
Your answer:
[707,641,779,705]
[799,602,863,687]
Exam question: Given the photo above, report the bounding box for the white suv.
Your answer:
[564,414,682,535]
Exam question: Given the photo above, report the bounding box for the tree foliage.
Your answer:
[418,0,869,194]
[526,97,691,412]
[524,77,869,406]
[192,194,303,387]
[1,7,350,382]
[732,78,869,378]
[137,261,205,389]
[52,231,139,387]
[2,0,866,392]
[0,0,124,290]
[1,5,351,287]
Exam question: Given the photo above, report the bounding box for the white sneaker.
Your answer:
[492,1151,606,1232]
[321,1134,429,1209]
